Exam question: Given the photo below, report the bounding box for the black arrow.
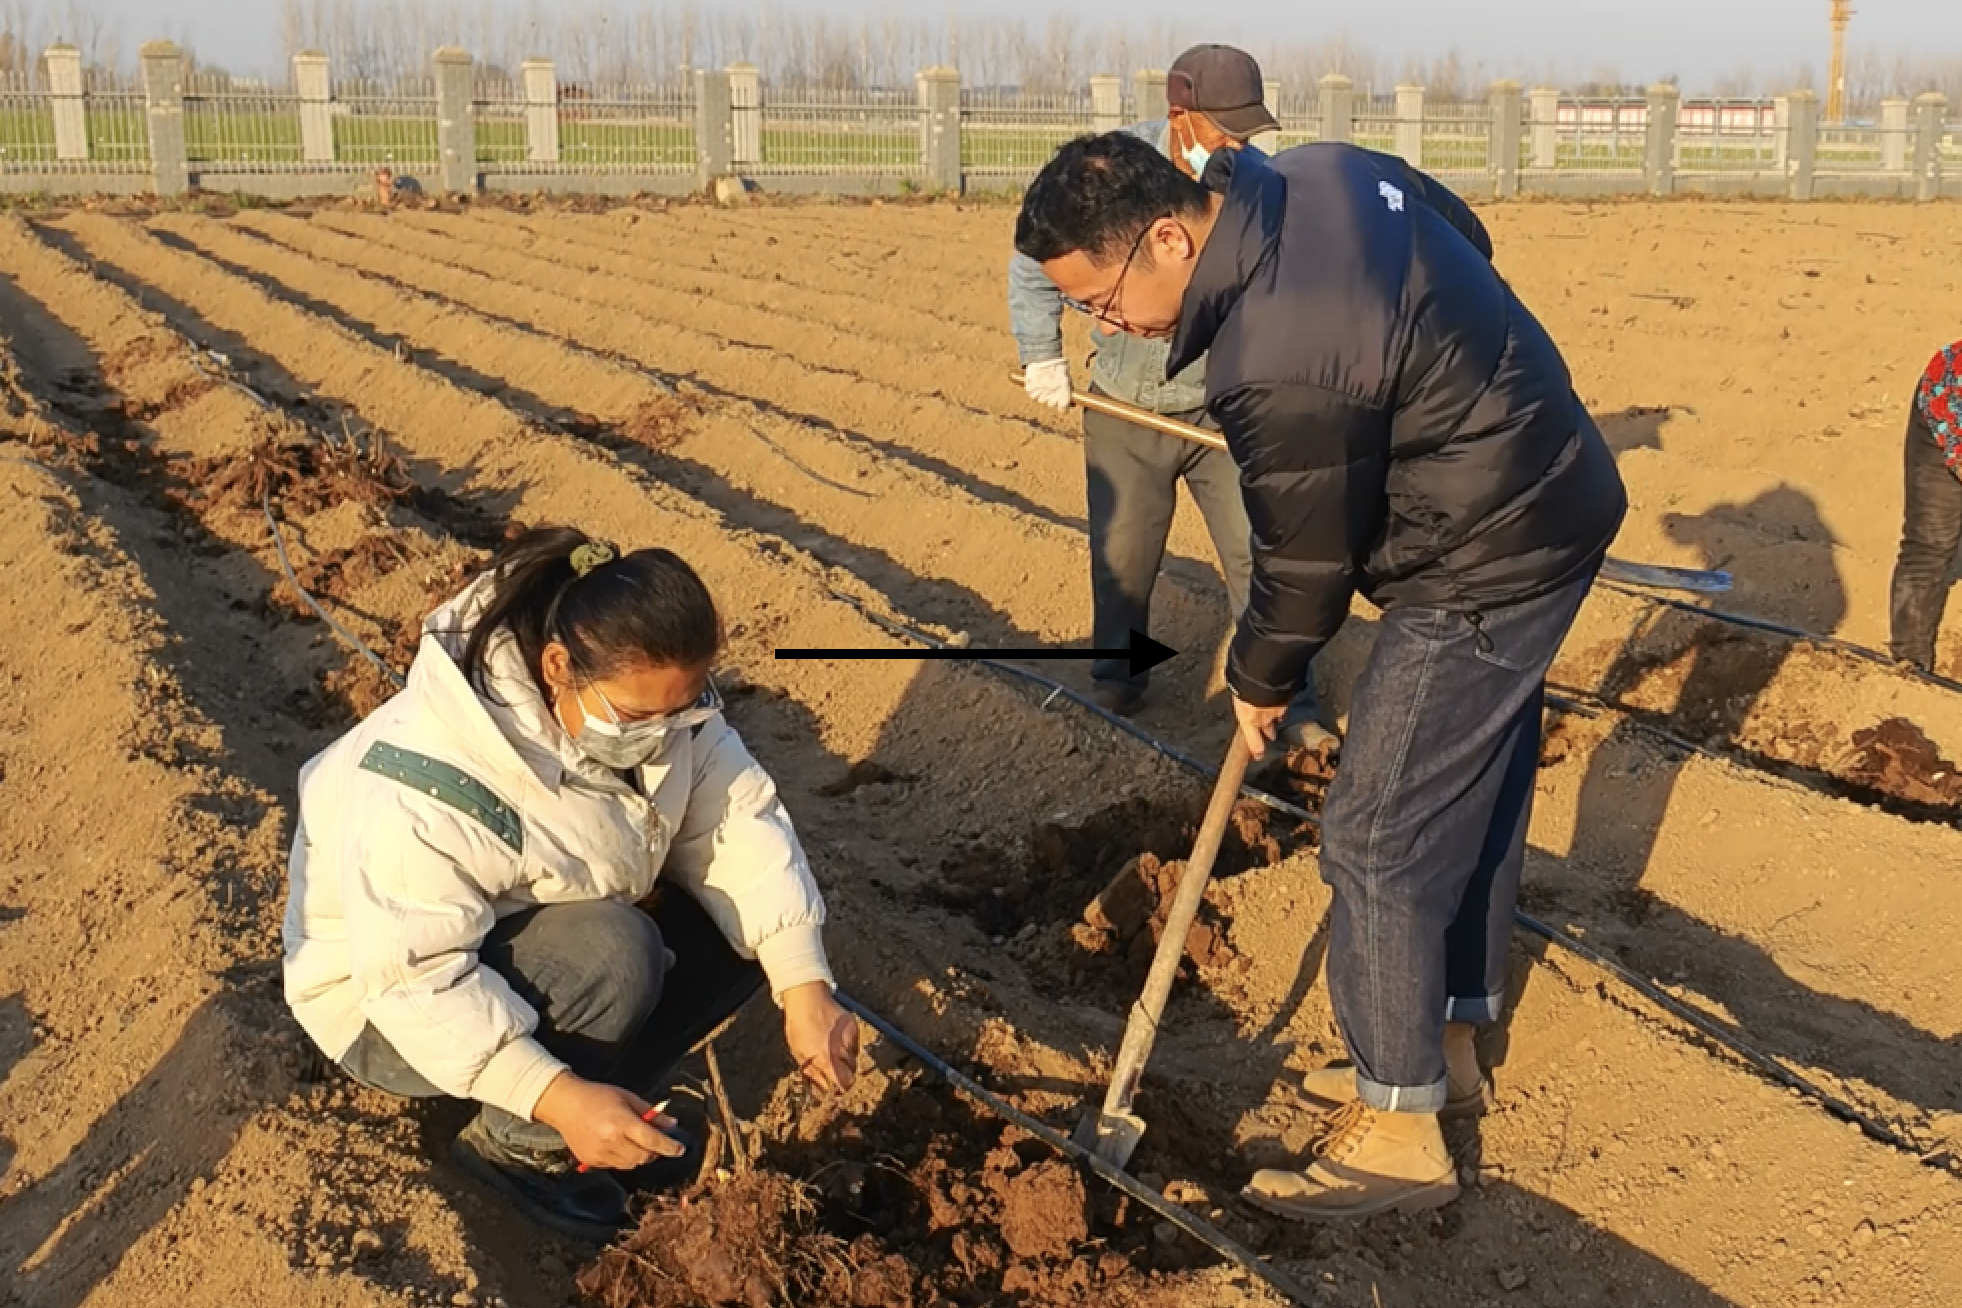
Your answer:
[775,628,1177,678]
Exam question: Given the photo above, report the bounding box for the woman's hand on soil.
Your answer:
[783,982,860,1094]
[532,1072,683,1170]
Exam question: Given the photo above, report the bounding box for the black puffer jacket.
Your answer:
[1168,146,1627,707]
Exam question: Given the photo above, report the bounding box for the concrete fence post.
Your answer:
[1643,82,1679,196]
[1912,93,1948,202]
[1251,77,1281,154]
[139,41,188,197]
[1318,74,1354,145]
[1880,98,1910,172]
[1394,84,1425,165]
[46,43,86,162]
[1786,89,1819,201]
[1490,80,1522,197]
[727,62,760,167]
[432,47,475,195]
[521,58,559,164]
[1090,74,1122,133]
[1529,86,1558,170]
[918,66,961,193]
[1772,95,1790,167]
[294,50,334,163]
[1132,70,1167,125]
[695,67,733,188]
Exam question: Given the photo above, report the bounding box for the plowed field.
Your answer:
[2,194,1959,1308]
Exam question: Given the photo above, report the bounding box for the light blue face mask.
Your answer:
[1176,118,1210,179]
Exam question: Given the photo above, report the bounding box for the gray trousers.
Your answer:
[338,889,762,1158]
[1083,397,1322,723]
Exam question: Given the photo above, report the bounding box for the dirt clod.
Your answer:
[987,1159,1091,1261]
[1841,717,1962,807]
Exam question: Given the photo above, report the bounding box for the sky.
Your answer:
[69,0,1958,87]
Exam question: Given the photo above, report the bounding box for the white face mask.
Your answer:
[573,683,676,770]
[562,671,723,772]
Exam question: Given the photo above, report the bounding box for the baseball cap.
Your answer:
[1166,44,1279,138]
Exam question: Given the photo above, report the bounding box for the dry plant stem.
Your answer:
[704,1040,750,1177]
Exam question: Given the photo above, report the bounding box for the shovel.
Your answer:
[1075,732,1254,1168]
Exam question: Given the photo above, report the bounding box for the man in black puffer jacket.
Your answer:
[1016,135,1625,1221]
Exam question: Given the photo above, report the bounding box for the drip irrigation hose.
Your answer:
[834,992,1316,1307]
[832,599,1943,1169]
[1598,579,1962,698]
[262,486,407,693]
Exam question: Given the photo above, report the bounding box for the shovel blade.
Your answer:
[1073,1105,1147,1169]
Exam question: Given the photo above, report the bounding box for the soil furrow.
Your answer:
[383,207,1030,407]
[154,211,1244,722]
[242,208,1187,578]
[308,209,1136,535]
[462,207,1023,365]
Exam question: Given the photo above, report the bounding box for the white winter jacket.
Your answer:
[281,578,832,1123]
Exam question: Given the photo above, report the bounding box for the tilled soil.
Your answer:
[2,196,1961,1308]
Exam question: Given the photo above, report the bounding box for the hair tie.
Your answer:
[569,540,618,578]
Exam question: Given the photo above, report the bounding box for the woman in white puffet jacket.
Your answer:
[282,526,859,1242]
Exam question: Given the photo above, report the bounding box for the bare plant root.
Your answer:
[617,392,700,453]
[174,430,414,518]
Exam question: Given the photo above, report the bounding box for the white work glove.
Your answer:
[1023,358,1073,411]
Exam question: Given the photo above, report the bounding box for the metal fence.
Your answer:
[0,67,148,173]
[961,88,1097,176]
[741,86,921,176]
[0,43,1953,201]
[474,75,697,173]
[331,77,441,168]
[1423,100,1495,174]
[1537,99,1647,178]
[185,75,303,170]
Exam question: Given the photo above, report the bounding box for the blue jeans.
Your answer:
[1320,568,1596,1113]
[1083,397,1323,728]
[339,889,763,1156]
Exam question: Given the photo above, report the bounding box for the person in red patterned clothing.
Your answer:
[1889,340,1962,671]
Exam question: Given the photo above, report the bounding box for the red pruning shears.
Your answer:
[574,1099,670,1174]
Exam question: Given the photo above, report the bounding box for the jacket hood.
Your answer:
[417,573,582,790]
[1166,148,1287,380]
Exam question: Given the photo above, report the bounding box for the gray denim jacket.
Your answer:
[1008,119,1234,416]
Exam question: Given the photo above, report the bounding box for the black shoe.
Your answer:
[449,1117,631,1244]
[618,1122,704,1195]
[1088,681,1146,718]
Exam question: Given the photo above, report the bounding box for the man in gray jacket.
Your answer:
[1008,44,1329,745]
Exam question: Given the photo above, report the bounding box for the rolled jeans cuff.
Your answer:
[1355,1069,1448,1115]
[1445,991,1506,1024]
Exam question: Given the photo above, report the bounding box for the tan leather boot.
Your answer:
[1296,1022,1494,1119]
[1243,1101,1460,1221]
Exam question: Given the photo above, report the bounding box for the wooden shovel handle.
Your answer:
[1099,734,1254,1118]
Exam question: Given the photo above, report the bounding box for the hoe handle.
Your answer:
[1100,734,1253,1119]
[1009,370,1230,454]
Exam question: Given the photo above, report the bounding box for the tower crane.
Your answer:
[1826,0,1853,124]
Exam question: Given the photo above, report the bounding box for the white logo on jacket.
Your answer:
[1379,181,1405,212]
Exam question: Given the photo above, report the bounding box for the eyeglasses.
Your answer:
[1061,216,1164,328]
[591,675,724,731]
